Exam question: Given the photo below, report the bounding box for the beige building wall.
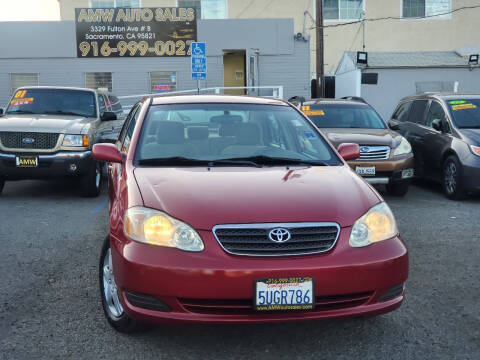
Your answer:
[59,0,480,76]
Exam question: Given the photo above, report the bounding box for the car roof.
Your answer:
[150,94,288,106]
[400,92,480,102]
[303,98,370,107]
[14,86,115,95]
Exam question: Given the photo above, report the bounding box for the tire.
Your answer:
[99,236,138,333]
[80,160,102,197]
[0,177,4,195]
[442,155,466,200]
[386,182,410,197]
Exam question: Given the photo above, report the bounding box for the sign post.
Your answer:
[191,42,207,93]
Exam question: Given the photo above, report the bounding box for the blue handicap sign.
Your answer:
[191,42,207,81]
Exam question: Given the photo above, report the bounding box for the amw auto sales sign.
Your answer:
[75,7,197,57]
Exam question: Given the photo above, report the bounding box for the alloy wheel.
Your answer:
[102,248,124,318]
[444,161,457,195]
[95,163,101,189]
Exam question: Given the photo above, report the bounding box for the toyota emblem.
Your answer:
[268,228,291,243]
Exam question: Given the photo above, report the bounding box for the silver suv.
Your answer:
[0,86,119,197]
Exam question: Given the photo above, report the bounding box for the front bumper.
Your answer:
[348,154,414,185]
[110,228,409,324]
[0,151,92,179]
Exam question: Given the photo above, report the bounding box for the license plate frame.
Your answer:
[254,277,315,311]
[15,155,38,168]
[355,166,376,176]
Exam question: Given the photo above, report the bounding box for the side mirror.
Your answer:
[93,143,123,163]
[101,111,117,121]
[338,143,360,161]
[432,119,442,132]
[0,108,4,116]
[388,119,400,130]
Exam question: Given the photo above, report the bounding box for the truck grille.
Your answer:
[0,132,60,150]
[213,223,340,257]
[359,145,390,160]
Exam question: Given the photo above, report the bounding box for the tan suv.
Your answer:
[0,86,118,197]
[300,98,414,196]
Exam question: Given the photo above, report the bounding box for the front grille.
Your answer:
[359,145,390,160]
[180,292,373,315]
[0,132,60,150]
[213,223,340,256]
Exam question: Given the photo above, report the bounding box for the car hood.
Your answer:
[0,114,93,134]
[458,128,480,145]
[134,166,381,230]
[321,128,403,148]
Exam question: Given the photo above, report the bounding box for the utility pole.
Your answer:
[316,0,325,98]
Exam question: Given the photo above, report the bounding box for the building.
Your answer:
[0,18,310,107]
[58,0,480,79]
[335,49,480,119]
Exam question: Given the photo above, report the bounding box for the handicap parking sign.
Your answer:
[191,42,206,81]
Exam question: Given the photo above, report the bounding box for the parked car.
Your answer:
[389,93,480,199]
[300,98,414,196]
[93,94,408,332]
[0,86,118,197]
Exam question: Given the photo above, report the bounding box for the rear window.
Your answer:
[301,104,386,129]
[134,103,341,166]
[446,99,480,129]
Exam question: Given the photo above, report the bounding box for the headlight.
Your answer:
[124,207,204,252]
[62,134,89,147]
[393,137,412,156]
[470,145,480,157]
[349,202,398,248]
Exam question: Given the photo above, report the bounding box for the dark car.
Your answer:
[389,93,480,199]
[301,99,414,196]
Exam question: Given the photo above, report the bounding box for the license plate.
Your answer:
[255,277,314,311]
[15,156,38,168]
[356,166,376,176]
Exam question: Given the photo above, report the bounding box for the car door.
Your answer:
[421,100,453,180]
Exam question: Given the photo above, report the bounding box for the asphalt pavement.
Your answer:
[0,179,479,359]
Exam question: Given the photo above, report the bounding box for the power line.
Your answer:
[254,0,275,18]
[309,4,480,29]
[235,0,257,18]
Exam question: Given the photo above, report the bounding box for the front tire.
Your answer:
[80,161,102,197]
[99,236,138,333]
[443,155,466,200]
[0,177,4,195]
[386,182,409,197]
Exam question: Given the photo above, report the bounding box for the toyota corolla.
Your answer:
[93,95,408,332]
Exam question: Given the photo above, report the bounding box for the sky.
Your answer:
[0,0,60,21]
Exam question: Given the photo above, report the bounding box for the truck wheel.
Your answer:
[0,177,4,195]
[386,182,409,197]
[100,236,138,333]
[443,155,466,200]
[80,161,102,197]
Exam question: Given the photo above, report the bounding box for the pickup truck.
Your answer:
[0,86,119,197]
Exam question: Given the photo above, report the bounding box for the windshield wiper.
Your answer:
[5,110,35,114]
[42,110,87,117]
[138,157,212,166]
[217,155,329,166]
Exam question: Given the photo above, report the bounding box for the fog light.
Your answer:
[380,283,405,302]
[402,169,414,179]
[69,164,77,172]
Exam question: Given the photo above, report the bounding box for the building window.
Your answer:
[402,0,451,19]
[10,73,39,95]
[89,0,141,8]
[323,0,363,20]
[86,72,113,91]
[150,72,177,93]
[178,0,202,19]
[201,0,227,19]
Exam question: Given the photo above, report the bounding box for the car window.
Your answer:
[98,95,107,115]
[425,101,446,128]
[6,88,97,118]
[107,95,123,112]
[118,104,140,150]
[446,99,480,129]
[135,103,341,166]
[122,106,141,152]
[392,101,412,122]
[302,104,386,129]
[407,100,428,125]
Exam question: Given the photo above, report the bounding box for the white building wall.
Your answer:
[335,70,361,99]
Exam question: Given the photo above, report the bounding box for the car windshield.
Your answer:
[134,103,341,166]
[303,104,386,129]
[6,88,97,118]
[447,99,480,129]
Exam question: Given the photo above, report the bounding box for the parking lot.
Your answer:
[0,179,478,360]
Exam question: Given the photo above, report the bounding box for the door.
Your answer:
[246,48,259,96]
[223,50,246,95]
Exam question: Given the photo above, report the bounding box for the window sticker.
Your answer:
[11,98,34,106]
[303,110,325,116]
[448,100,466,105]
[451,103,477,111]
[14,90,27,99]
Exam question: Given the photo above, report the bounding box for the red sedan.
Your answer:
[93,95,408,332]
